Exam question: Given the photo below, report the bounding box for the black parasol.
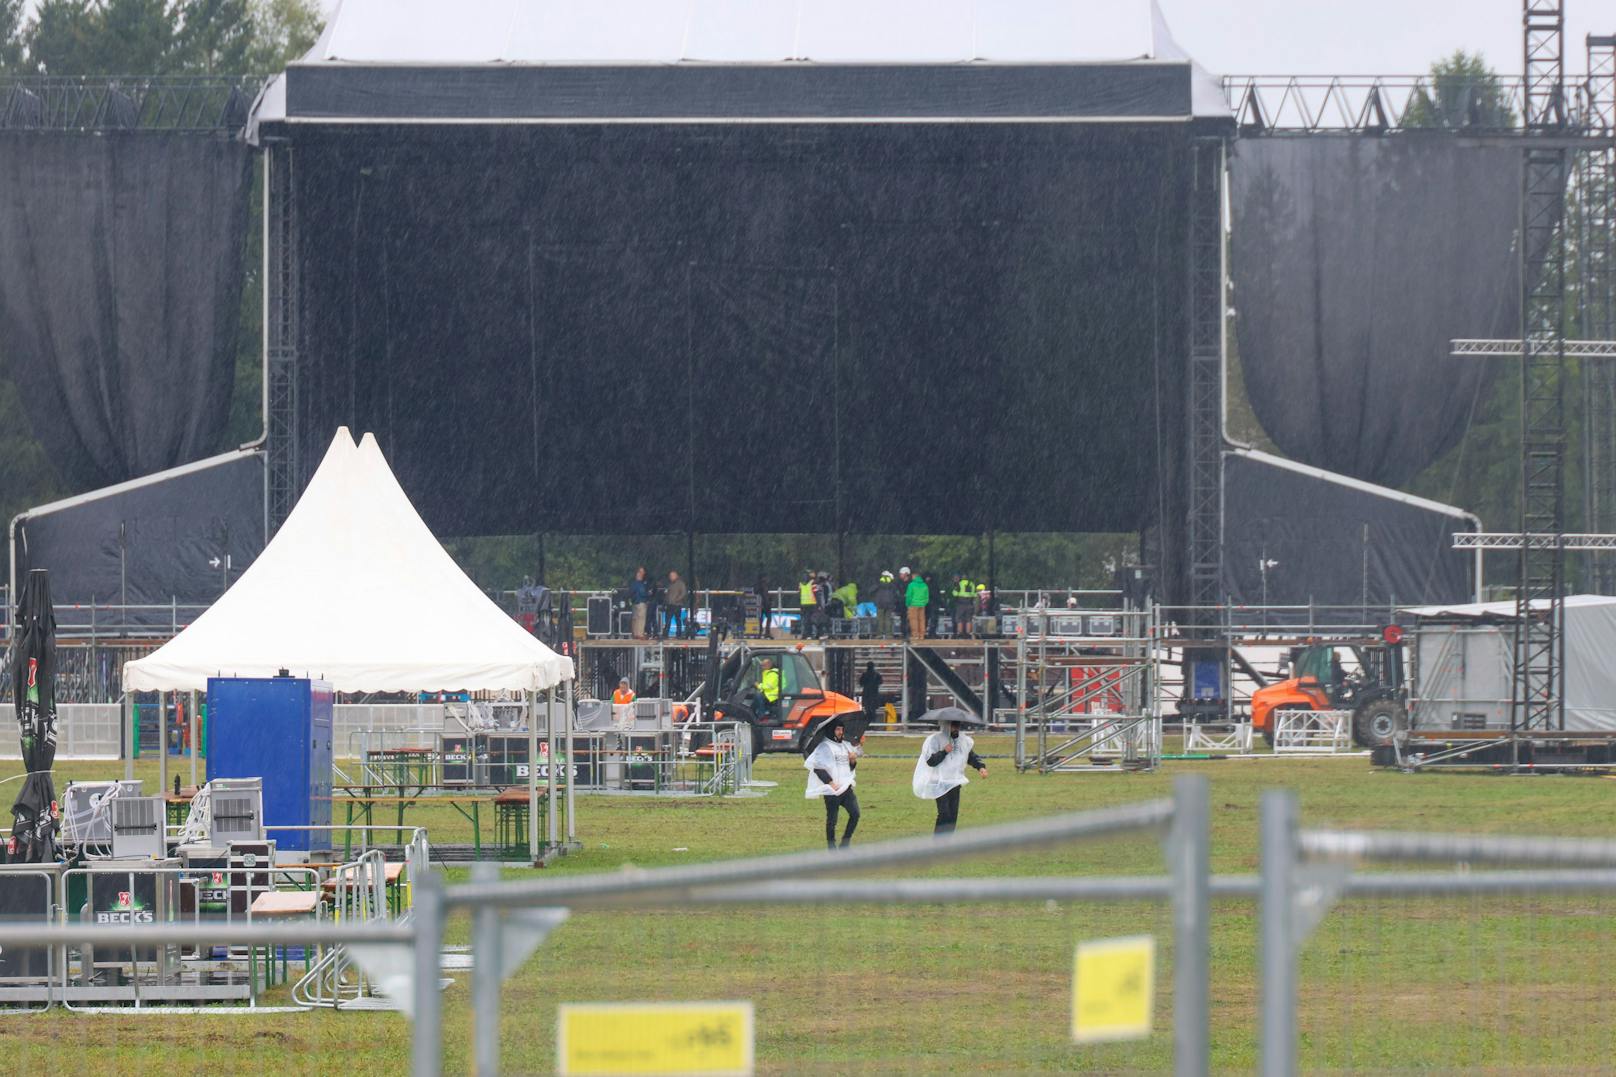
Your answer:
[800,712,870,758]
[8,570,59,863]
[918,705,987,729]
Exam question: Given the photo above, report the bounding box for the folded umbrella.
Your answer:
[8,570,59,863]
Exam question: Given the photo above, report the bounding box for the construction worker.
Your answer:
[952,575,975,638]
[905,567,929,641]
[799,571,818,639]
[756,657,782,723]
[873,571,899,635]
[612,677,636,730]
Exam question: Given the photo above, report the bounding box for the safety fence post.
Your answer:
[471,862,501,1076]
[1169,775,1210,1077]
[1259,789,1299,1077]
[411,870,445,1077]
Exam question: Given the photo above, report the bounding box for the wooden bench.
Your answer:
[248,889,322,985]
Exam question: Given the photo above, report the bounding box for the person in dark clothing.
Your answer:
[858,661,883,722]
[629,566,651,639]
[757,577,774,639]
[805,716,861,849]
[873,571,899,636]
[913,719,988,835]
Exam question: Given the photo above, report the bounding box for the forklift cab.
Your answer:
[740,651,824,726]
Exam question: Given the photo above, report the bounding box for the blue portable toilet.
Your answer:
[206,676,334,852]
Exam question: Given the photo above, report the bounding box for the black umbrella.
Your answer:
[8,570,58,863]
[800,712,871,757]
[918,705,987,729]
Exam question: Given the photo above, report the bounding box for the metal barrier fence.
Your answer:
[1259,792,1616,1075]
[0,777,1214,1076]
[11,780,1616,1073]
[0,703,121,759]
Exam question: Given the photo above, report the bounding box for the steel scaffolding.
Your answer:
[0,76,263,132]
[1514,1,1571,736]
[1582,34,1616,590]
[264,143,300,537]
[1186,138,1228,620]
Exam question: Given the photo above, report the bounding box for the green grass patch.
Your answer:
[20,742,1616,1073]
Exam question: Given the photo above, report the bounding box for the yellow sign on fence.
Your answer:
[1071,935,1156,1044]
[558,1001,755,1076]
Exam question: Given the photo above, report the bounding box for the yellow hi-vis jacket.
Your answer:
[758,667,781,703]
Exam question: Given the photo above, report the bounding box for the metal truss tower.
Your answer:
[1514,1,1571,734]
[1187,138,1228,621]
[264,143,300,536]
[1582,34,1616,591]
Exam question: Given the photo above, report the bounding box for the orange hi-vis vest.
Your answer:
[613,688,636,705]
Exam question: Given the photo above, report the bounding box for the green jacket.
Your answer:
[905,577,930,608]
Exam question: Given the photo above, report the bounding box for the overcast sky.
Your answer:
[16,1,1614,78]
[1158,0,1610,77]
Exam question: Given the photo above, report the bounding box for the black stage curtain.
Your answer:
[1222,451,1474,617]
[0,132,251,489]
[1229,135,1520,487]
[291,123,1192,543]
[14,451,264,619]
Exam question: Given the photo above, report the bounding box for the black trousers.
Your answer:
[934,786,962,834]
[823,790,860,848]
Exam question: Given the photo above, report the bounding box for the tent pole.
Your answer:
[123,692,133,782]
[527,690,539,866]
[189,689,199,789]
[564,677,576,843]
[158,692,168,797]
[546,689,558,850]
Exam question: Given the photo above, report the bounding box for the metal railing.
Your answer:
[0,76,266,132]
[1259,792,1616,1075]
[0,778,1213,1075]
[6,783,1616,1072]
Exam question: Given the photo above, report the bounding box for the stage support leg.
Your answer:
[527,690,539,866]
[189,689,200,789]
[546,689,558,851]
[564,678,577,843]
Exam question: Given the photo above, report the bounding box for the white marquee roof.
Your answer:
[124,429,573,694]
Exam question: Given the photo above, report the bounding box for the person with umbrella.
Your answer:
[803,714,862,850]
[912,706,987,835]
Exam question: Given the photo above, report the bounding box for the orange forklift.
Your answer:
[1250,626,1408,748]
[707,644,866,757]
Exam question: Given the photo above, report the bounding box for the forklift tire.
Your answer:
[1353,699,1407,749]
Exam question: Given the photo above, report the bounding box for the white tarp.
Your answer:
[1404,595,1616,732]
[124,428,573,694]
[315,0,1162,65]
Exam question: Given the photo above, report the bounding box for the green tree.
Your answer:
[175,0,253,74]
[27,0,178,76]
[1403,50,1514,129]
[245,0,320,72]
[0,0,26,72]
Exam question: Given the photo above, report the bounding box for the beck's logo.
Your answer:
[95,889,154,925]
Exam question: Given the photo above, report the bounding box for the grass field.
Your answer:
[14,740,1616,1074]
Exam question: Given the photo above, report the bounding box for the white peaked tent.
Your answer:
[125,428,574,693]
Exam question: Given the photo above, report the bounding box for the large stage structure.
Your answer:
[5,1,1614,627]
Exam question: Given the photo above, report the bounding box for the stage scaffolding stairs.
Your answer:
[1013,608,1160,773]
[907,646,986,720]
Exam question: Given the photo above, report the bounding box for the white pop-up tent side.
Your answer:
[1401,596,1616,733]
[125,428,573,693]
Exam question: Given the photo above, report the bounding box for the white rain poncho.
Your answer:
[804,738,859,798]
[912,730,974,800]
